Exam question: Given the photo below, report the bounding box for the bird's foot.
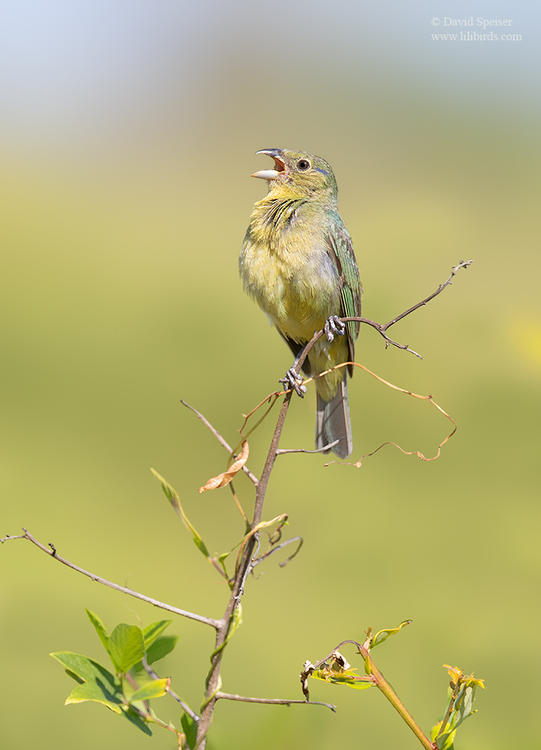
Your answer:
[324,315,346,343]
[279,367,307,398]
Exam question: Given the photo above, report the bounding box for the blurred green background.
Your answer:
[1,1,539,748]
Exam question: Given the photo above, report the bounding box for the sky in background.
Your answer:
[1,0,539,152]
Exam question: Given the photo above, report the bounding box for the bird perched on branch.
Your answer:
[240,147,362,458]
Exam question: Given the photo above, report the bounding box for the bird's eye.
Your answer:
[297,159,310,171]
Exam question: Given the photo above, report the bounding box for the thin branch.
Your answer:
[381,259,473,332]
[296,259,474,365]
[181,400,259,487]
[228,481,249,526]
[142,656,200,722]
[309,640,364,671]
[435,685,460,741]
[216,691,336,712]
[297,361,457,467]
[2,530,221,630]
[365,650,435,750]
[196,391,295,747]
[252,535,303,569]
[276,440,339,455]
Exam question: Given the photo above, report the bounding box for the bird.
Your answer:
[239,147,362,458]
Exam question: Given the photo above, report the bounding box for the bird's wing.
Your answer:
[325,214,362,375]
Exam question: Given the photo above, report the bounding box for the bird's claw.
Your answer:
[324,315,346,343]
[279,367,307,398]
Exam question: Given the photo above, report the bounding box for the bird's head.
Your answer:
[251,148,337,203]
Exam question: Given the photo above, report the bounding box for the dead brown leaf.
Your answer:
[199,441,250,493]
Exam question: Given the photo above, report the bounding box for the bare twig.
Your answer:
[252,535,303,569]
[381,259,473,331]
[181,400,259,487]
[228,481,249,526]
[1,530,221,630]
[196,391,295,747]
[215,690,335,712]
[301,361,457,467]
[142,656,200,722]
[296,260,474,364]
[346,259,473,359]
[276,440,339,455]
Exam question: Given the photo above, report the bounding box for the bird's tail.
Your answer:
[315,379,353,459]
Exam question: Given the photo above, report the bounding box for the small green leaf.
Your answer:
[66,681,123,713]
[181,713,198,749]
[86,609,110,655]
[129,678,170,703]
[51,651,115,684]
[454,685,475,725]
[217,551,230,579]
[123,705,153,735]
[311,668,374,690]
[151,468,210,558]
[432,722,456,750]
[142,620,171,651]
[108,624,145,673]
[371,619,412,649]
[147,635,178,664]
[50,651,123,713]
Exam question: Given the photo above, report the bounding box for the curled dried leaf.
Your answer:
[199,441,249,494]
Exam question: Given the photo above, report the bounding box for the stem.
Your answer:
[216,691,335,711]
[2,530,220,629]
[181,400,259,487]
[362,649,435,750]
[142,656,200,722]
[195,392,294,747]
[435,685,459,740]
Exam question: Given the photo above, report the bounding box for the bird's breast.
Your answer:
[240,217,339,342]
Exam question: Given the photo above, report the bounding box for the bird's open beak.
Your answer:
[251,149,287,180]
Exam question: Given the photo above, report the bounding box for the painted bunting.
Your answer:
[239,147,362,458]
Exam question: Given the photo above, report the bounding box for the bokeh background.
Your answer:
[1,1,539,748]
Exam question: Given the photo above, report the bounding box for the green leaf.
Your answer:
[371,619,412,649]
[181,713,198,749]
[147,635,178,664]
[129,678,170,703]
[432,722,456,750]
[311,668,374,690]
[86,609,111,655]
[151,468,210,557]
[217,551,230,579]
[453,685,476,728]
[50,651,123,713]
[66,681,123,713]
[436,734,455,749]
[108,624,145,674]
[123,705,153,736]
[51,651,115,684]
[142,620,172,651]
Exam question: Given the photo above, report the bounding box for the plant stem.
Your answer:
[216,691,335,711]
[362,649,435,750]
[2,530,220,628]
[195,392,294,748]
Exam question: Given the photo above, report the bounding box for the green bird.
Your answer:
[239,147,362,458]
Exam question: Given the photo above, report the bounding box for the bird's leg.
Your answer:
[324,315,346,343]
[279,367,307,398]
